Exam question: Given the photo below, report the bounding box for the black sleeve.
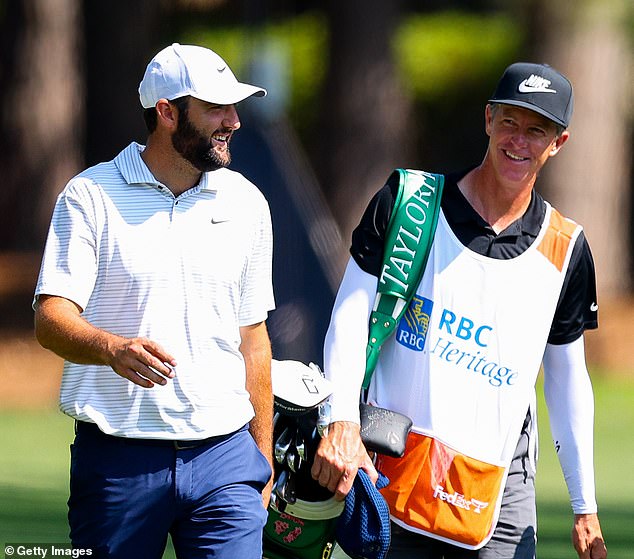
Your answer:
[548,231,599,345]
[349,176,400,277]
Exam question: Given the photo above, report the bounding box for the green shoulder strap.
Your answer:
[363,169,444,389]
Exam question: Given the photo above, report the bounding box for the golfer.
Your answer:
[34,43,274,559]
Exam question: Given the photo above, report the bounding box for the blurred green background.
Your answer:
[1,2,632,558]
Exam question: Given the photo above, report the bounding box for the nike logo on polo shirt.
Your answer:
[211,216,229,224]
[518,75,557,94]
[217,66,227,73]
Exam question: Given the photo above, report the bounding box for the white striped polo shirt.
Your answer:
[35,142,275,439]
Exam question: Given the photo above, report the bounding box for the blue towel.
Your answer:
[335,470,391,559]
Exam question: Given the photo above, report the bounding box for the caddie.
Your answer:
[311,62,608,559]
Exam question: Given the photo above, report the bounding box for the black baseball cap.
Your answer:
[488,62,573,128]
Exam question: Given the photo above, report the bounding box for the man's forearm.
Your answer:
[241,322,273,462]
[35,294,176,388]
[35,294,117,365]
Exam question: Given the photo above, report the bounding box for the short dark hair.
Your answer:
[142,96,191,133]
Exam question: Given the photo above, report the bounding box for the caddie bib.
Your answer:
[369,204,582,549]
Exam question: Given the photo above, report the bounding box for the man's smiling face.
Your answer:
[171,97,241,172]
[485,104,568,185]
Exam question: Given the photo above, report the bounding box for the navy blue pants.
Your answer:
[69,422,271,559]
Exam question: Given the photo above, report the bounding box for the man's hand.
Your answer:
[108,337,176,388]
[572,513,607,558]
[311,421,378,500]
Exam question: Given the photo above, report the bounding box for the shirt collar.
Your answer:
[114,142,219,193]
[444,169,544,238]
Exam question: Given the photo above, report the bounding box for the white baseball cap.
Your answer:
[138,43,267,108]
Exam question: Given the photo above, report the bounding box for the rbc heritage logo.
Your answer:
[396,295,434,351]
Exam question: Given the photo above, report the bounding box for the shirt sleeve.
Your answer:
[542,338,598,513]
[33,179,99,311]
[548,232,598,345]
[323,258,377,424]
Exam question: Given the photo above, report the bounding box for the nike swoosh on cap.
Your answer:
[518,79,557,94]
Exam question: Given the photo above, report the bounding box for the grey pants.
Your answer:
[387,413,537,559]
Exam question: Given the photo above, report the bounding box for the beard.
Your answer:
[171,111,231,172]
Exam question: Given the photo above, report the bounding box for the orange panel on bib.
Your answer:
[376,432,506,549]
[537,209,578,272]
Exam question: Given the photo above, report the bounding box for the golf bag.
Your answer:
[263,360,342,559]
[264,360,413,559]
